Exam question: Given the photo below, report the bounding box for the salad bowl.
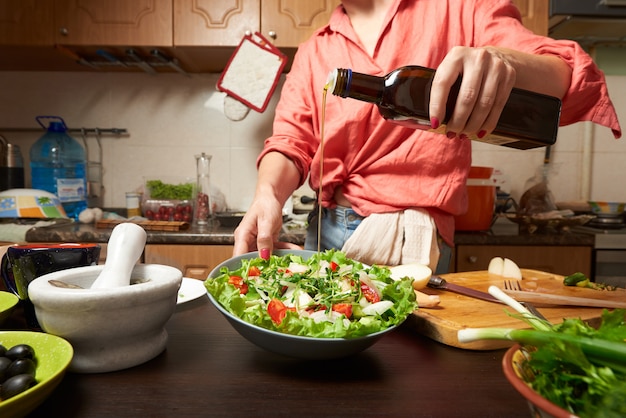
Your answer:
[205,249,415,360]
[503,344,576,418]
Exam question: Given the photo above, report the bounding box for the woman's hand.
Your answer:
[232,152,303,258]
[232,194,300,258]
[429,46,517,140]
[429,45,570,140]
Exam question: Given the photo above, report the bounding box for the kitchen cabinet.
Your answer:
[512,0,548,36]
[455,245,592,277]
[174,0,340,47]
[0,0,55,45]
[144,244,233,279]
[54,0,173,46]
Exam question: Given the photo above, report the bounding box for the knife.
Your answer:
[427,276,503,304]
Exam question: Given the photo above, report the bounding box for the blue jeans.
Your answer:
[305,206,452,274]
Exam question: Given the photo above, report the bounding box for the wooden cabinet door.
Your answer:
[455,245,592,277]
[512,0,548,36]
[0,0,55,45]
[174,0,260,46]
[260,0,339,47]
[144,244,234,280]
[54,0,173,46]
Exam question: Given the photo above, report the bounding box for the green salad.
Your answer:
[205,250,417,338]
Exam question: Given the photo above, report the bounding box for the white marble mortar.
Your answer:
[28,264,182,373]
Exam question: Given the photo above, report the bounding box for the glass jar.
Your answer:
[193,153,213,226]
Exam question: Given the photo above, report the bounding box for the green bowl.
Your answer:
[0,292,19,325]
[0,331,73,418]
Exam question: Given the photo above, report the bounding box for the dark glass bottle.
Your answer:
[325,65,561,150]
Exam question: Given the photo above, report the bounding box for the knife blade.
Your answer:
[427,276,503,304]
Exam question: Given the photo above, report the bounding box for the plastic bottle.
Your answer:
[325,65,561,150]
[30,117,88,220]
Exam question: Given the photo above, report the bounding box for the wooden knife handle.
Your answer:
[503,289,626,309]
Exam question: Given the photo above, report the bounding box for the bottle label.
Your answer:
[56,178,86,203]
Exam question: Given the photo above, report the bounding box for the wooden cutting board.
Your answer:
[405,269,626,350]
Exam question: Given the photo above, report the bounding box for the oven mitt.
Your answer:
[218,32,287,121]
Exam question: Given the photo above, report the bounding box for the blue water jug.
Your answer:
[30,116,88,220]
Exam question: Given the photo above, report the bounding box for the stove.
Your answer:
[573,216,626,288]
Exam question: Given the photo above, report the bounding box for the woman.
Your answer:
[233,0,621,272]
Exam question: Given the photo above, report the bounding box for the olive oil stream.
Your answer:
[317,87,328,253]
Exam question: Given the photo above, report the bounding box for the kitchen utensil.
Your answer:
[0,331,73,418]
[587,201,625,216]
[427,275,502,303]
[126,49,157,75]
[0,291,19,325]
[454,166,496,231]
[206,249,407,360]
[91,222,147,289]
[193,153,213,226]
[29,263,182,373]
[55,45,99,70]
[0,135,25,191]
[501,284,626,308]
[502,344,572,418]
[1,243,100,329]
[0,188,68,219]
[406,269,626,350]
[502,280,547,320]
[150,49,189,77]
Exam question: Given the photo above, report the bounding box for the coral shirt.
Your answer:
[259,0,621,245]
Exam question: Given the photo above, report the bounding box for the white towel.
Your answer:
[341,209,440,270]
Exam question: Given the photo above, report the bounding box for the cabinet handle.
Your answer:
[267,31,277,39]
[59,27,69,36]
[467,256,478,264]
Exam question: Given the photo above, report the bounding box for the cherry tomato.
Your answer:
[228,276,249,294]
[247,266,261,277]
[329,261,339,272]
[332,303,353,318]
[360,282,380,303]
[267,299,295,325]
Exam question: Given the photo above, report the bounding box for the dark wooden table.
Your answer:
[9,296,529,417]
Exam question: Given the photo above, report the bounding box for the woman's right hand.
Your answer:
[232,152,303,258]
[233,195,288,258]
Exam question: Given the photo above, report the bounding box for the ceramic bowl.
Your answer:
[502,344,572,418]
[0,189,68,219]
[28,264,182,373]
[587,201,625,216]
[0,331,73,418]
[0,291,19,325]
[206,249,401,360]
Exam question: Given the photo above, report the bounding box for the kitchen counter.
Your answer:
[24,216,595,247]
[24,220,307,246]
[3,296,530,417]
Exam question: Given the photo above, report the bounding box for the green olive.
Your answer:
[0,373,37,400]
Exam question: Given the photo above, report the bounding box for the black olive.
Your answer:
[0,373,37,400]
[7,358,36,379]
[5,344,35,361]
[0,344,6,357]
[0,356,12,382]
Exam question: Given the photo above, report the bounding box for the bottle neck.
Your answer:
[327,69,384,104]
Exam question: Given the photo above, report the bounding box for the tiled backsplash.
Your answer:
[0,71,624,211]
